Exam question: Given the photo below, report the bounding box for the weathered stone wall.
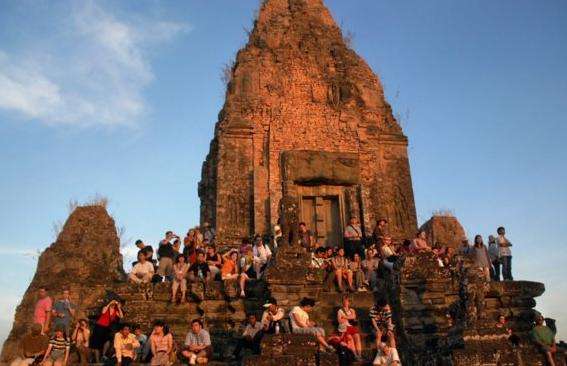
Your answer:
[1,206,125,362]
[199,0,418,244]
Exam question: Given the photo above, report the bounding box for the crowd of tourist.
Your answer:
[14,219,560,366]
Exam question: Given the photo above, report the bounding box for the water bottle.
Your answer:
[275,323,280,334]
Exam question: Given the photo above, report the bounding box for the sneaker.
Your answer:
[358,287,368,292]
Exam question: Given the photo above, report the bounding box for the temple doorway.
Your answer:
[300,195,342,247]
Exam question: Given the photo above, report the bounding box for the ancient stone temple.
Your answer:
[199,0,417,245]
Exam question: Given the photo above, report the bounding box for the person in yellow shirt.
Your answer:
[114,324,140,366]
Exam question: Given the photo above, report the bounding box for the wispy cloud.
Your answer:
[0,1,188,127]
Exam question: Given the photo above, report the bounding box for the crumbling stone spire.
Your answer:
[1,205,125,361]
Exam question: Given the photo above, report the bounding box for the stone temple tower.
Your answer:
[199,0,417,245]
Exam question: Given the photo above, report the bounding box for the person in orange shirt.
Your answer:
[221,250,249,298]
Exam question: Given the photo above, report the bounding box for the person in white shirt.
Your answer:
[497,226,513,280]
[129,252,154,284]
[373,330,400,366]
[234,314,264,359]
[261,298,286,334]
[290,298,333,351]
[252,237,272,279]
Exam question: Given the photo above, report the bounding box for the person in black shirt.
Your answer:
[188,251,211,283]
[157,231,177,279]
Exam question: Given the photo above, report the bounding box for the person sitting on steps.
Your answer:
[181,319,212,365]
[221,250,249,298]
[289,298,334,353]
[332,248,355,292]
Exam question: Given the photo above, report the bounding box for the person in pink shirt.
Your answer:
[34,287,53,335]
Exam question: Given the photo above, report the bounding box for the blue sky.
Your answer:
[0,0,566,343]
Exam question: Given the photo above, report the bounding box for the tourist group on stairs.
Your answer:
[12,220,560,366]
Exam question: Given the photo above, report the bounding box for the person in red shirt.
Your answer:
[89,300,123,363]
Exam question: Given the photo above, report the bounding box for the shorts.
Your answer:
[293,326,325,337]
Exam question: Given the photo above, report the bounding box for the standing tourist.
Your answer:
[497,226,513,280]
[149,321,173,366]
[344,217,364,260]
[181,319,212,365]
[34,288,52,335]
[157,231,178,280]
[171,255,189,304]
[488,235,501,281]
[90,300,123,363]
[471,235,492,281]
[51,290,76,337]
[114,324,140,366]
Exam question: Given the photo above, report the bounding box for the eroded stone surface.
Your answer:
[199,0,418,244]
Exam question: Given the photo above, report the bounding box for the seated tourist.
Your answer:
[349,253,366,292]
[13,323,48,366]
[41,327,70,366]
[129,252,155,285]
[261,298,286,334]
[470,235,492,281]
[202,222,216,244]
[181,319,212,365]
[397,239,413,255]
[221,250,249,298]
[363,248,380,292]
[337,295,363,360]
[240,245,256,279]
[373,330,400,366]
[410,230,431,252]
[205,246,222,279]
[252,236,272,279]
[332,248,355,292]
[531,314,557,366]
[188,251,212,283]
[234,314,263,359]
[133,325,148,362]
[114,324,140,366]
[34,288,52,335]
[311,247,328,269]
[149,320,173,366]
[290,298,333,352]
[51,289,76,337]
[327,324,356,363]
[380,236,404,271]
[369,300,394,347]
[71,319,90,366]
[171,254,189,304]
[157,231,178,280]
[134,239,155,266]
